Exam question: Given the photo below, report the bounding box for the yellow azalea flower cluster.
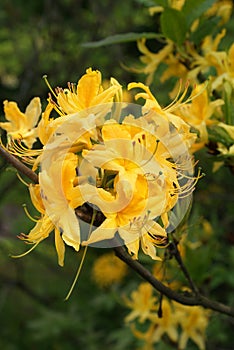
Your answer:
[0,68,200,266]
[124,282,211,350]
[132,1,234,155]
[92,252,128,288]
[137,0,233,88]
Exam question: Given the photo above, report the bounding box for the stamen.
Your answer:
[7,139,41,163]
[172,168,205,198]
[43,75,58,99]
[147,232,169,247]
[64,209,97,300]
[11,241,41,258]
[17,173,30,186]
[23,204,40,222]
[141,139,160,167]
[163,80,208,113]
[48,96,64,116]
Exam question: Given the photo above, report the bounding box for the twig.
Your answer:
[168,239,200,295]
[114,245,234,317]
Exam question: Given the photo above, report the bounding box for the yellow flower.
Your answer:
[92,252,127,287]
[81,176,165,259]
[19,183,65,266]
[19,152,84,266]
[80,120,171,259]
[0,97,41,148]
[124,282,157,323]
[128,81,197,151]
[176,304,210,350]
[205,0,233,25]
[148,0,185,16]
[176,83,224,148]
[131,299,179,344]
[39,152,84,252]
[150,299,179,343]
[37,101,55,145]
[136,40,174,85]
[52,68,122,115]
[80,101,198,258]
[217,142,234,155]
[169,0,185,10]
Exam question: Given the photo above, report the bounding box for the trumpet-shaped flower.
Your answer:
[130,299,180,344]
[176,84,224,149]
[0,97,41,148]
[176,304,210,350]
[136,40,174,85]
[80,120,172,258]
[19,183,64,266]
[39,152,85,251]
[124,282,158,323]
[49,68,122,115]
[128,81,197,152]
[19,152,84,266]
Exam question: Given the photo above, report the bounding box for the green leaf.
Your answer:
[208,125,234,148]
[136,0,168,6]
[160,8,187,45]
[82,32,161,48]
[190,16,220,45]
[182,0,216,27]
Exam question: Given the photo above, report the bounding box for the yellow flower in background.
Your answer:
[149,299,179,343]
[131,299,179,344]
[160,54,188,98]
[176,83,224,150]
[136,40,173,85]
[148,0,185,16]
[205,0,233,25]
[124,282,157,323]
[125,290,210,350]
[176,304,211,350]
[205,42,234,91]
[169,0,185,10]
[92,252,128,287]
[0,97,41,148]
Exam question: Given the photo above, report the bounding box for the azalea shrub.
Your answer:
[0,1,234,350]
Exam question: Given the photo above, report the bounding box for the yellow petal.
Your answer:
[25,97,41,129]
[77,68,102,109]
[82,217,117,245]
[55,228,65,267]
[3,100,27,129]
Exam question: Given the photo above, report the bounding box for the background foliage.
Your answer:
[0,0,233,349]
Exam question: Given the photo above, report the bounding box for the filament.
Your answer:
[11,241,41,258]
[64,209,97,300]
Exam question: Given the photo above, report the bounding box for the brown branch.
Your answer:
[168,239,200,295]
[114,245,234,317]
[1,145,234,317]
[0,145,38,184]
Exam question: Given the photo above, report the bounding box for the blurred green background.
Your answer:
[0,1,233,349]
